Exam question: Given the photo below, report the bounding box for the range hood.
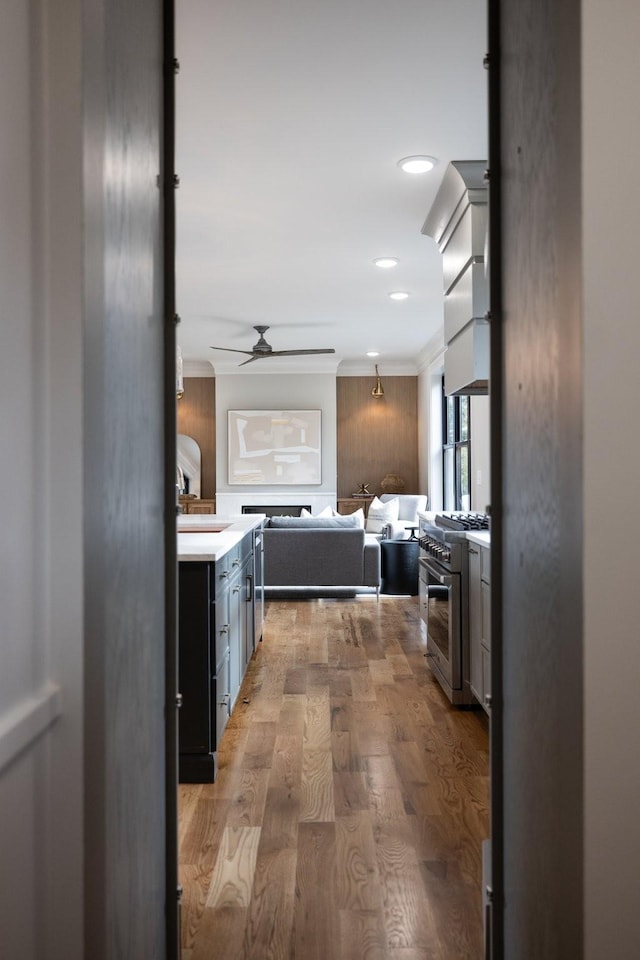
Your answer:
[423,161,489,396]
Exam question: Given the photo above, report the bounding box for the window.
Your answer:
[442,378,471,511]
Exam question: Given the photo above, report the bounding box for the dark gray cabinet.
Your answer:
[178,529,257,782]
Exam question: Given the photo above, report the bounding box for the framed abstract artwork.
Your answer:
[228,409,322,485]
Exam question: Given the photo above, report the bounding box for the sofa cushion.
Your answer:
[267,514,360,529]
[365,496,399,534]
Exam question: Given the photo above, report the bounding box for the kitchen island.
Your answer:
[178,514,265,782]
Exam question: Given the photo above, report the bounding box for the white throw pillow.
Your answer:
[349,507,365,528]
[365,496,399,534]
[300,505,333,519]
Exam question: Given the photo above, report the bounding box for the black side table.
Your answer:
[380,539,420,595]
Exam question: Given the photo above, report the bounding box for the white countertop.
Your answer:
[466,530,491,548]
[177,513,264,562]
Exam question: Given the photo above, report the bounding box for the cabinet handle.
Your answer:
[219,570,229,579]
[220,624,229,634]
[233,585,240,594]
[484,694,492,706]
[232,559,240,567]
[468,547,479,555]
[219,694,230,706]
[246,573,253,601]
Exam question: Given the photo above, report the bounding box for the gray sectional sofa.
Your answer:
[262,515,381,596]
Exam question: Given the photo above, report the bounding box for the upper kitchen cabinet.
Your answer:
[423,161,489,396]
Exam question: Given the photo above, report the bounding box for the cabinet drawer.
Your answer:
[237,533,253,565]
[212,654,230,749]
[337,498,373,517]
[470,640,483,706]
[481,643,491,710]
[481,581,491,650]
[179,497,216,514]
[481,546,491,584]
[211,602,230,673]
[213,550,234,593]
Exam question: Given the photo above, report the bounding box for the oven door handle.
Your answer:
[420,556,454,586]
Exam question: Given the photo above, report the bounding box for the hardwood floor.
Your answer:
[178,597,489,959]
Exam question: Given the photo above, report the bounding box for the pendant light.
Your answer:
[176,344,184,399]
[371,364,385,399]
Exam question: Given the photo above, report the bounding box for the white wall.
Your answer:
[0,1,84,956]
[470,395,490,513]
[215,372,337,510]
[583,1,640,954]
[417,367,431,498]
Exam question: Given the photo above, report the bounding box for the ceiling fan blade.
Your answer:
[237,354,261,366]
[209,346,254,355]
[267,348,336,357]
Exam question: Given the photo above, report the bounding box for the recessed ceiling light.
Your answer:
[388,291,410,301]
[397,155,437,174]
[366,351,380,357]
[373,257,398,269]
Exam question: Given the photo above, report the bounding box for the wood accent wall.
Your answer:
[177,377,216,499]
[337,377,418,498]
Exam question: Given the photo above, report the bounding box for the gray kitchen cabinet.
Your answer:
[469,544,483,702]
[468,540,491,714]
[228,548,253,709]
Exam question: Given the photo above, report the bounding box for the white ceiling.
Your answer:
[176,0,487,375]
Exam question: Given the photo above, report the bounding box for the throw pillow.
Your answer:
[300,505,333,519]
[365,496,399,535]
[320,507,364,526]
[349,507,365,528]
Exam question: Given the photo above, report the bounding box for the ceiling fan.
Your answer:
[209,325,335,366]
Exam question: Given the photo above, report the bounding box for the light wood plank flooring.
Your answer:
[179,597,489,960]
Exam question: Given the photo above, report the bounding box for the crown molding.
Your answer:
[416,329,446,374]
[209,355,342,376]
[336,360,418,377]
[183,359,215,377]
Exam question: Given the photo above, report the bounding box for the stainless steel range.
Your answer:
[418,512,490,704]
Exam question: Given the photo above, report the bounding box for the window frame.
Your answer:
[441,378,471,511]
